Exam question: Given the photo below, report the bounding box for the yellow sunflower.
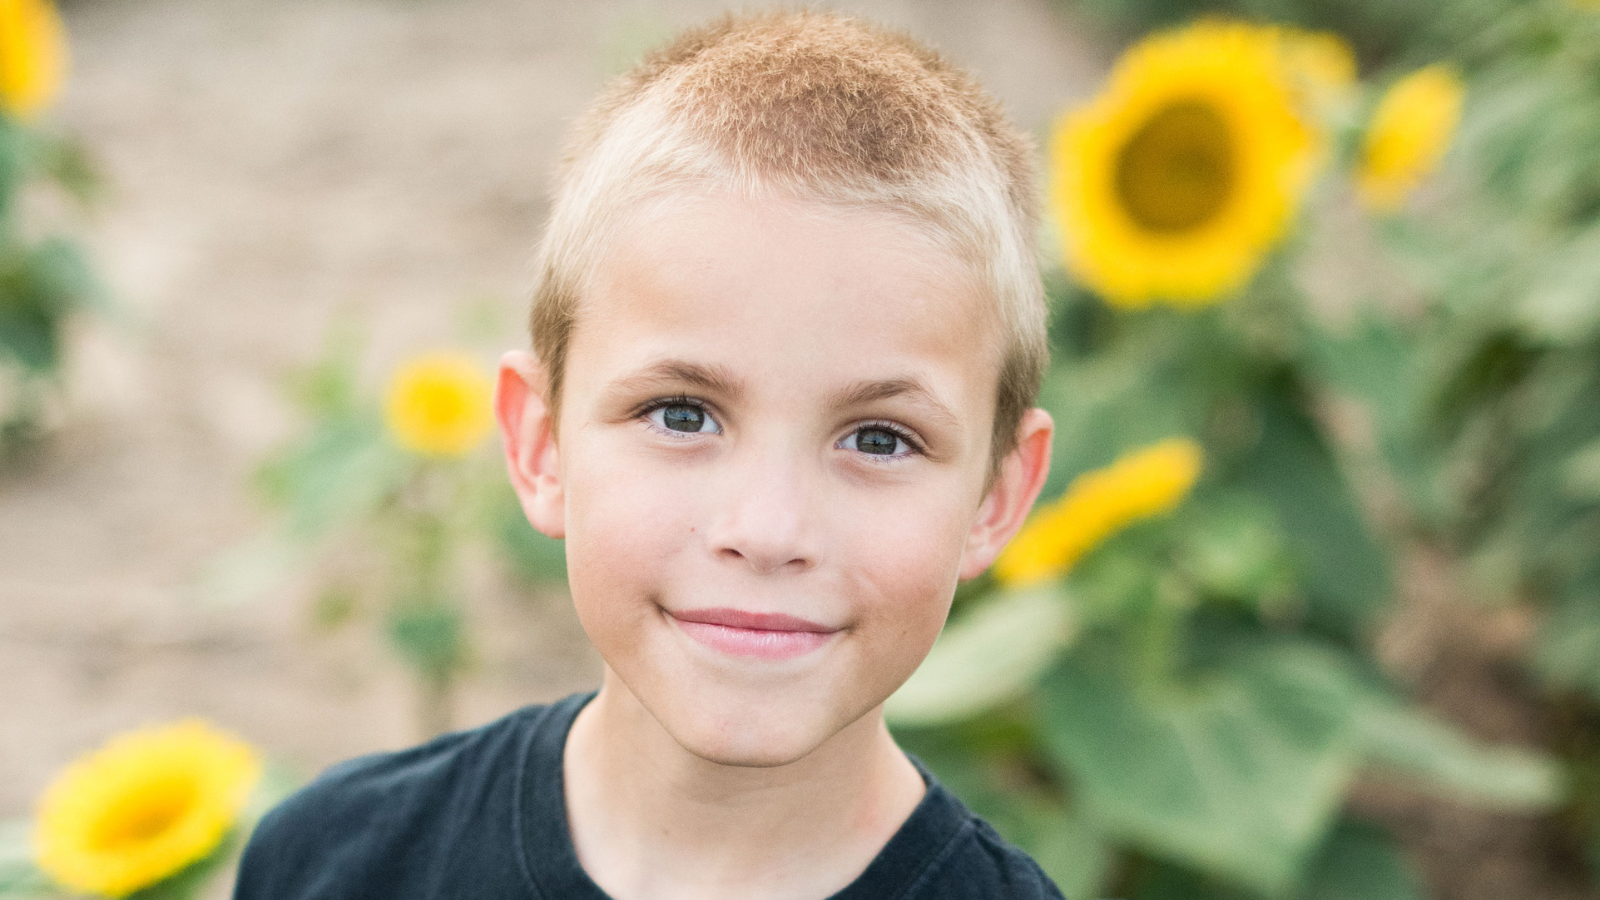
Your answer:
[1052,21,1318,308]
[34,720,261,898]
[994,437,1203,587]
[0,0,66,119]
[1357,63,1465,213]
[384,351,495,457]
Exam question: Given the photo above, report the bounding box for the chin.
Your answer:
[679,697,834,767]
[657,680,862,768]
[679,733,814,768]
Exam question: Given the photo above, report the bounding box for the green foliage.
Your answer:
[1295,820,1425,900]
[1353,698,1564,808]
[0,114,103,448]
[1059,0,1518,67]
[885,11,1595,892]
[1123,818,1423,900]
[887,586,1078,727]
[1039,643,1362,897]
[216,325,550,736]
[889,262,1561,895]
[1329,9,1600,881]
[1232,388,1391,637]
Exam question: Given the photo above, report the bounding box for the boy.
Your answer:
[235,11,1059,899]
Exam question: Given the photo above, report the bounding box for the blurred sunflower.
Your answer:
[1051,21,1318,308]
[1357,63,1465,213]
[995,437,1203,587]
[34,720,261,898]
[385,351,494,457]
[0,0,65,119]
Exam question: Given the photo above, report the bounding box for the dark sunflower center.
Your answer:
[1113,100,1234,234]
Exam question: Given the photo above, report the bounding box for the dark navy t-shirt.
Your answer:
[233,692,1065,899]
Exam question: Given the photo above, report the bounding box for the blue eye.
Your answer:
[646,401,721,435]
[841,423,917,458]
[856,427,899,455]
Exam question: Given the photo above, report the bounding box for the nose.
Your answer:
[704,442,821,576]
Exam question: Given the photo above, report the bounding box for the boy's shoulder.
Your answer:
[232,691,1066,900]
[233,694,583,900]
[860,758,1067,900]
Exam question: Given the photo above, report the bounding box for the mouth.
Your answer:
[668,607,840,660]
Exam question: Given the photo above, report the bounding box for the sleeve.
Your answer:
[228,755,398,900]
[227,725,508,900]
[969,821,1068,900]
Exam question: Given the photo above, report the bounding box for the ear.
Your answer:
[958,408,1053,581]
[495,349,565,539]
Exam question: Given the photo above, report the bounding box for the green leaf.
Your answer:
[0,258,61,374]
[1295,819,1423,900]
[1028,806,1114,900]
[1176,495,1296,611]
[29,239,105,318]
[1040,645,1362,898]
[1233,392,1390,637]
[259,416,412,540]
[31,133,101,205]
[1129,860,1237,900]
[1561,437,1600,502]
[1351,700,1565,810]
[1533,574,1600,701]
[1515,226,1600,343]
[0,118,23,217]
[886,587,1076,727]
[387,601,466,683]
[0,237,108,380]
[1304,309,1445,518]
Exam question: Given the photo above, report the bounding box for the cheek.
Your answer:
[838,490,973,676]
[561,447,699,632]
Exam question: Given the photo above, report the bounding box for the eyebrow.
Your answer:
[827,377,961,433]
[606,360,745,402]
[606,359,961,432]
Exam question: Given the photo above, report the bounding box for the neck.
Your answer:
[562,669,927,900]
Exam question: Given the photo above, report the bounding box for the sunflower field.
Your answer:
[7,2,1600,899]
[887,4,1600,899]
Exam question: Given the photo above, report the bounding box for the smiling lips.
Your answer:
[670,607,839,660]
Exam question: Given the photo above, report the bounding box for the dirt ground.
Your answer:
[0,0,1101,845]
[2,1,1593,898]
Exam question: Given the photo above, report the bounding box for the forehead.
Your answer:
[569,192,1004,401]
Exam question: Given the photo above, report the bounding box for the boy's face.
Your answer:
[501,193,1049,767]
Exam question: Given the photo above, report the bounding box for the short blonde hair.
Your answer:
[529,11,1046,474]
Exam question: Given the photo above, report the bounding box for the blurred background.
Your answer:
[2,1,1599,899]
